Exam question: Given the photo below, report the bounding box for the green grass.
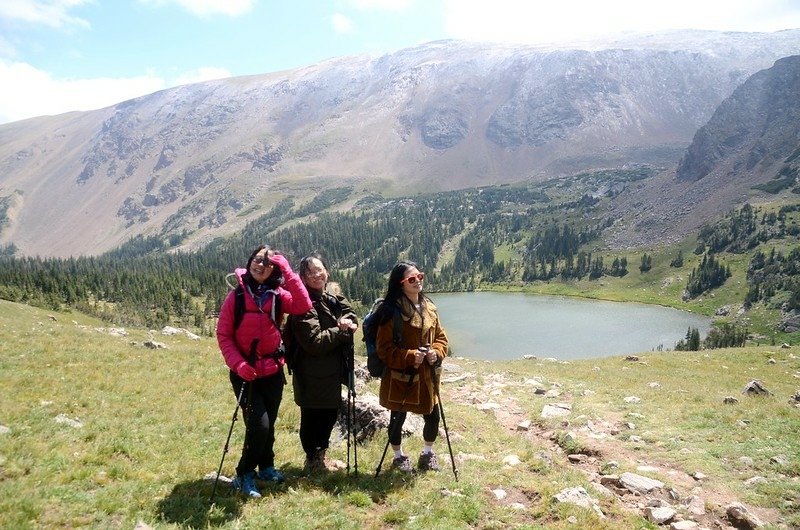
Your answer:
[1,300,799,528]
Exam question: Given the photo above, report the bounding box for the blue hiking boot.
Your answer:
[232,471,262,498]
[257,466,285,483]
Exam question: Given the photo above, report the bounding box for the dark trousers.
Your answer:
[299,407,339,458]
[229,370,284,475]
[388,405,440,446]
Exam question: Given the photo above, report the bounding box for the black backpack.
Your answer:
[362,299,403,378]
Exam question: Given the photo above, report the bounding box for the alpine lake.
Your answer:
[429,291,712,361]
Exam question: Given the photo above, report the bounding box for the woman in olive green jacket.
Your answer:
[289,254,358,472]
[375,260,448,473]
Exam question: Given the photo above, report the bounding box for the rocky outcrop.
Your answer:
[778,309,800,333]
[677,55,800,182]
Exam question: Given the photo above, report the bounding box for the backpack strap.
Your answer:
[271,291,283,327]
[391,308,403,345]
[233,286,246,331]
[233,284,283,331]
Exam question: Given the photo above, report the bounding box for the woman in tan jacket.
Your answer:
[375,261,448,473]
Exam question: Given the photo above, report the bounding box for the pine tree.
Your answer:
[639,253,652,273]
[669,250,684,268]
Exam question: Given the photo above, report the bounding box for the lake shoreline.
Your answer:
[430,291,712,361]
[430,285,704,313]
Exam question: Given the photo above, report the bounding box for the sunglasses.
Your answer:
[252,256,274,266]
[401,272,425,285]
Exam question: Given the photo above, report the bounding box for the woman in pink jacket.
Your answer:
[216,245,312,498]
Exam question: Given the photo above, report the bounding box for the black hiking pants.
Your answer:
[229,370,284,475]
[388,406,440,446]
[299,407,339,457]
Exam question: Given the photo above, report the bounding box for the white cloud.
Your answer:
[0,34,17,58]
[345,0,413,11]
[442,0,800,45]
[332,13,354,34]
[174,66,231,85]
[0,0,91,28]
[0,60,165,124]
[139,0,254,17]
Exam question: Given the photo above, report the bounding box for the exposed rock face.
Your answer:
[606,53,800,250]
[778,309,800,333]
[1,31,799,256]
[420,107,469,149]
[677,55,800,182]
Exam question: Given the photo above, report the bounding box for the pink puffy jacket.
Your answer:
[217,264,312,378]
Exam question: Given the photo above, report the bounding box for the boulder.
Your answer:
[335,390,422,442]
[726,502,764,529]
[553,486,605,517]
[541,402,572,418]
[619,472,664,494]
[741,380,771,396]
[645,506,676,524]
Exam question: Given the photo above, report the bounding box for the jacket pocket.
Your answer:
[387,370,420,407]
[255,357,281,378]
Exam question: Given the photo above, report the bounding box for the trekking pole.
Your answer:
[209,340,257,504]
[210,372,248,504]
[374,369,417,478]
[343,337,352,474]
[346,372,351,473]
[432,360,458,481]
[241,340,258,457]
[374,412,398,478]
[345,337,359,476]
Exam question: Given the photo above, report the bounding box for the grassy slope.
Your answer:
[1,300,798,529]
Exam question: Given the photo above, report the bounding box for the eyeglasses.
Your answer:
[401,272,425,285]
[252,256,274,266]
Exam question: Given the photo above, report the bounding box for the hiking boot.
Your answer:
[304,449,346,474]
[391,455,414,473]
[232,471,262,498]
[304,451,325,474]
[318,449,346,471]
[303,456,319,473]
[417,452,441,472]
[256,466,285,483]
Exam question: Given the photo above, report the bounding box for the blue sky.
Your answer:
[1,0,799,124]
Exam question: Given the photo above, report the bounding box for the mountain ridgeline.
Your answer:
[1,31,799,257]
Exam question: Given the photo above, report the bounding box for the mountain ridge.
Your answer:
[1,30,799,257]
[606,54,800,249]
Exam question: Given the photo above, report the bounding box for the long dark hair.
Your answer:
[243,245,283,289]
[376,260,423,325]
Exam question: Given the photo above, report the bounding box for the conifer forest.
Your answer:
[1,169,798,339]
